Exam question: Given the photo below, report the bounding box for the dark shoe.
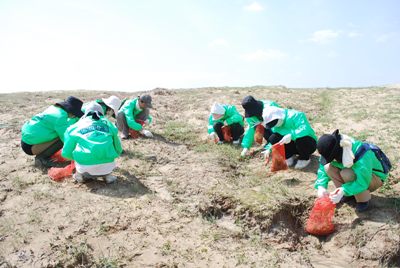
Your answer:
[35,157,55,168]
[356,202,369,212]
[341,195,356,203]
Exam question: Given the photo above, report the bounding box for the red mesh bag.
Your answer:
[270,143,288,172]
[254,125,264,145]
[48,161,75,182]
[305,196,336,236]
[221,126,232,142]
[50,149,68,163]
[128,120,145,139]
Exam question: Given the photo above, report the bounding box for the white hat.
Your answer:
[83,102,104,118]
[262,106,285,126]
[102,96,121,116]
[210,103,225,115]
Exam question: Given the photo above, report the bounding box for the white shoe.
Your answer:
[217,141,224,145]
[73,172,84,183]
[294,159,311,169]
[232,139,240,145]
[285,156,295,167]
[105,174,117,184]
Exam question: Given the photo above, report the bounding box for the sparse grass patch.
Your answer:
[161,120,200,145]
[161,240,172,256]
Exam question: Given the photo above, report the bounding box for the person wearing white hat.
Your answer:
[208,103,244,145]
[62,102,123,184]
[261,106,317,169]
[82,95,122,119]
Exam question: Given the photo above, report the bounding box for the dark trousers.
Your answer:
[268,133,316,160]
[213,122,244,141]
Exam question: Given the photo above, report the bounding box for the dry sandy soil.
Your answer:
[0,86,399,267]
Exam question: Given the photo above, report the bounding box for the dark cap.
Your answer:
[56,96,84,118]
[317,129,341,165]
[241,95,263,118]
[139,95,153,108]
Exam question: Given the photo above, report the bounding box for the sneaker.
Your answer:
[294,159,311,169]
[356,201,369,212]
[285,156,295,167]
[217,141,224,145]
[232,139,240,145]
[105,174,117,184]
[73,172,85,183]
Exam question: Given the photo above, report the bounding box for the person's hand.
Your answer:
[141,129,153,138]
[278,134,292,145]
[209,132,218,141]
[329,187,344,204]
[240,148,249,157]
[261,149,271,160]
[317,186,329,198]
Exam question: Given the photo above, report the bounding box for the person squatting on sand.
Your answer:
[82,95,122,119]
[314,129,391,212]
[207,103,244,145]
[240,95,280,157]
[21,96,84,168]
[116,94,154,139]
[260,106,317,169]
[62,102,122,184]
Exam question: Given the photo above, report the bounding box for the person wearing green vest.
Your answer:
[82,95,121,118]
[207,103,244,145]
[240,95,280,157]
[62,102,123,184]
[261,106,317,169]
[116,95,153,139]
[315,129,391,212]
[21,96,83,168]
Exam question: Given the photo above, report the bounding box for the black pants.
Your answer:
[213,122,244,141]
[268,133,316,160]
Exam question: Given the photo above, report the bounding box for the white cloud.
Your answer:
[309,30,340,44]
[347,31,362,38]
[240,49,287,62]
[208,38,228,48]
[244,2,264,12]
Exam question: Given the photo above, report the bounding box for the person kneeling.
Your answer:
[315,129,391,212]
[208,103,244,145]
[62,102,123,184]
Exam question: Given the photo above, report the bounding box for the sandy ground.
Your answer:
[0,86,399,267]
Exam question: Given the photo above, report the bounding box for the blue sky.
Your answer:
[0,0,399,92]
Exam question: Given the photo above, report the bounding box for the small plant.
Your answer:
[161,241,172,256]
[96,257,119,268]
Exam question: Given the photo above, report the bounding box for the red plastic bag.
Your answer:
[254,125,264,145]
[128,120,145,139]
[305,196,336,236]
[48,161,75,182]
[221,126,232,142]
[50,149,68,163]
[270,143,288,172]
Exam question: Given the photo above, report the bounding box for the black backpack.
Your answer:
[354,143,392,174]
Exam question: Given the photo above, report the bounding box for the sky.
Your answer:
[0,0,399,92]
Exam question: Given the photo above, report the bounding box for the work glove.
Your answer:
[141,129,153,138]
[317,186,329,198]
[240,148,249,157]
[329,187,344,204]
[278,134,292,145]
[209,132,218,141]
[261,148,271,160]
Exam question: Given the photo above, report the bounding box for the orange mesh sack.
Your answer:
[305,196,336,236]
[221,126,232,142]
[50,149,68,163]
[270,143,288,172]
[254,125,264,145]
[48,161,75,182]
[128,120,145,139]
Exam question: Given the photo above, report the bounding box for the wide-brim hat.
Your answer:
[56,96,84,118]
[102,95,121,115]
[317,129,341,165]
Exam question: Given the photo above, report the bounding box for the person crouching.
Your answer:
[62,102,123,184]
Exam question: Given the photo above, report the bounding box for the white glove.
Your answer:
[329,187,344,204]
[144,119,150,125]
[317,186,329,198]
[209,132,218,140]
[240,148,249,157]
[278,134,292,145]
[141,129,153,138]
[261,148,271,160]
